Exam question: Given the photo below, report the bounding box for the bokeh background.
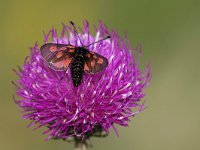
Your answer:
[1,0,200,150]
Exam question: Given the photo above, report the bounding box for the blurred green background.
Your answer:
[1,0,200,150]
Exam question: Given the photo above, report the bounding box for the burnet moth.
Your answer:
[40,21,110,87]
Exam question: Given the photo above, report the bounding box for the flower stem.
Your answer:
[75,142,87,150]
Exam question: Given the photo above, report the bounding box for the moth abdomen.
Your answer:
[71,55,85,87]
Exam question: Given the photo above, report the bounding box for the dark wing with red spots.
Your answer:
[40,43,75,70]
[84,51,108,73]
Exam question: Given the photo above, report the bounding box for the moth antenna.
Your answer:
[70,21,84,46]
[85,35,110,47]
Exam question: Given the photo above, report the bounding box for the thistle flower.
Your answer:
[13,21,151,142]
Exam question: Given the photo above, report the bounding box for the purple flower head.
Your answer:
[14,21,151,141]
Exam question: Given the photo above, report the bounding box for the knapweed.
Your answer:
[13,21,151,142]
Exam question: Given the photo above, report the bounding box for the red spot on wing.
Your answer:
[86,53,91,58]
[93,55,97,59]
[97,58,103,64]
[84,64,89,71]
[60,47,67,50]
[50,46,57,52]
[56,51,63,58]
[69,49,75,53]
[91,60,95,67]
[64,58,72,68]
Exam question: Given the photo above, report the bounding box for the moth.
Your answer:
[40,21,110,87]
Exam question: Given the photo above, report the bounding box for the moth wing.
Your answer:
[47,55,73,71]
[84,51,108,73]
[40,43,75,70]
